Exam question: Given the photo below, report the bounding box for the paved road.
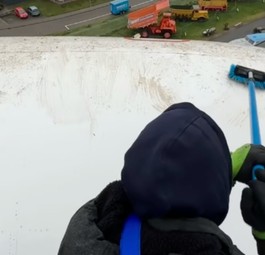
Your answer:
[0,0,154,36]
[212,16,265,42]
[0,1,264,41]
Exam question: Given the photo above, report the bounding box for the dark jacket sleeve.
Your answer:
[58,199,119,255]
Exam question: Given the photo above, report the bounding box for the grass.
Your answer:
[58,15,133,36]
[8,0,109,17]
[56,0,265,39]
[176,1,265,39]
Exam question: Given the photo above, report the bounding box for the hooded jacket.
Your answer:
[58,103,244,255]
[58,182,244,255]
[122,102,232,225]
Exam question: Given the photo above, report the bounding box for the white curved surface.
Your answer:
[1,36,265,255]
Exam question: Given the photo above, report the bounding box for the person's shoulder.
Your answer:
[58,197,119,255]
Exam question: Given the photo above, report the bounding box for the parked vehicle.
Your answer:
[27,6,40,17]
[253,26,265,33]
[128,0,176,39]
[110,0,130,15]
[170,5,208,21]
[202,27,216,36]
[198,0,227,11]
[14,7,28,19]
[229,33,265,48]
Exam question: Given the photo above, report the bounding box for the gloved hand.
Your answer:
[241,170,265,255]
[231,144,265,184]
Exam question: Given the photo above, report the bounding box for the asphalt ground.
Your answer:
[0,1,264,41]
[211,17,265,42]
[0,0,154,36]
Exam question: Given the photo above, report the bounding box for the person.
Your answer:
[58,102,265,255]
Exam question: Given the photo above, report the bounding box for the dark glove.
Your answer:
[241,170,265,254]
[95,181,132,244]
[231,144,265,184]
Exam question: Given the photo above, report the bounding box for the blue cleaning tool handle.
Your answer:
[249,79,261,144]
[248,78,265,180]
[120,214,141,255]
[252,165,264,180]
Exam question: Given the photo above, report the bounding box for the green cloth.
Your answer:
[231,144,250,180]
[253,229,265,240]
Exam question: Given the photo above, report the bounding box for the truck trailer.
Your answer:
[128,1,176,39]
[170,5,208,21]
[110,0,130,15]
[198,0,227,11]
[128,5,158,29]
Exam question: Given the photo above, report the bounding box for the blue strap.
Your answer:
[120,214,141,255]
[248,79,265,180]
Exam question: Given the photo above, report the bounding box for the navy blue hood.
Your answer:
[121,102,232,225]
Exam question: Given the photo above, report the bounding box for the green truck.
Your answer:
[170,5,209,21]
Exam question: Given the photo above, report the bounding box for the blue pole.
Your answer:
[248,78,264,179]
[249,79,262,144]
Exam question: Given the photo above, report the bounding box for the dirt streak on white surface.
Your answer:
[0,37,265,255]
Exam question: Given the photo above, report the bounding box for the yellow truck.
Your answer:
[170,5,208,22]
[198,0,228,11]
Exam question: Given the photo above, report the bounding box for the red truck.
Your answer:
[127,0,176,39]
